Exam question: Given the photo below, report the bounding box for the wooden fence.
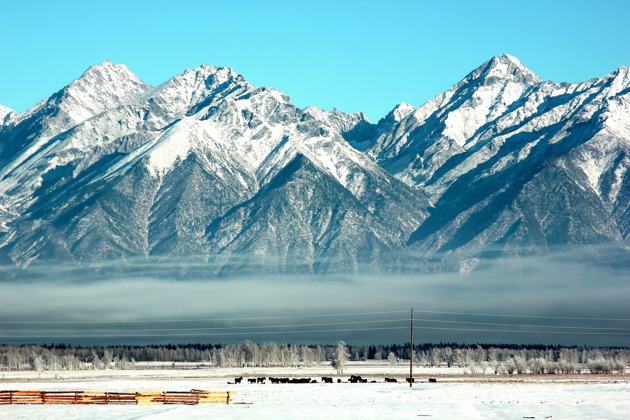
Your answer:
[0,390,233,405]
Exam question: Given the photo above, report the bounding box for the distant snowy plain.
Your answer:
[1,363,628,419]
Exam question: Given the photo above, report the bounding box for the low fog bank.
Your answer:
[1,244,628,347]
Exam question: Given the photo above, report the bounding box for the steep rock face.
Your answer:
[0,61,428,274]
[205,153,404,274]
[356,55,630,269]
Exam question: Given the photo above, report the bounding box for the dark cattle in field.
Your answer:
[428,378,437,383]
[248,378,256,384]
[234,377,243,384]
[405,377,415,383]
[257,377,266,384]
[385,377,397,383]
[322,377,333,383]
[288,378,311,383]
[337,379,342,383]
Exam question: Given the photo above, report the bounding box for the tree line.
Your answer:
[0,341,627,375]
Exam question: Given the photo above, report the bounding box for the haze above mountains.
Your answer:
[1,54,629,279]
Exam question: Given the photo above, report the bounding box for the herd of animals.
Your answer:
[228,376,438,384]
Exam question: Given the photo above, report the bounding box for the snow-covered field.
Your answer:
[1,363,628,419]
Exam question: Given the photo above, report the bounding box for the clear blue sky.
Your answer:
[1,0,629,122]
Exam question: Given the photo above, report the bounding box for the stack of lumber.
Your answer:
[0,390,233,405]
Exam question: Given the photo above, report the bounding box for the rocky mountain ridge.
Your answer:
[0,60,428,276]
[0,54,628,277]
[351,54,630,269]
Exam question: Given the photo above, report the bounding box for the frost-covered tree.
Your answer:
[474,345,486,365]
[514,357,527,374]
[260,342,278,367]
[443,347,454,368]
[61,354,81,370]
[588,357,614,374]
[44,352,60,371]
[301,346,315,367]
[455,349,466,367]
[315,346,325,366]
[29,355,44,374]
[289,345,300,367]
[388,352,398,366]
[331,341,349,374]
[560,348,578,365]
[214,348,225,368]
[102,350,113,369]
[430,348,441,367]
[480,361,491,374]
[487,348,499,363]
[501,359,517,374]
[90,352,104,370]
[418,351,429,367]
[529,357,547,375]
[239,340,257,367]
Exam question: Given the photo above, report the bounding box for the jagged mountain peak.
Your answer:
[384,101,415,123]
[79,60,139,81]
[143,63,252,115]
[181,64,250,89]
[66,59,149,101]
[8,60,151,134]
[302,105,369,129]
[467,53,542,86]
[606,65,630,92]
[179,63,244,86]
[0,104,15,124]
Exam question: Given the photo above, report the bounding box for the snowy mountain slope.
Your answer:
[0,61,151,167]
[0,104,15,125]
[0,64,254,232]
[353,54,630,269]
[0,61,428,273]
[0,55,628,275]
[205,153,404,275]
[360,54,542,188]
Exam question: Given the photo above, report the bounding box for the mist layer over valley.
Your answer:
[1,245,628,347]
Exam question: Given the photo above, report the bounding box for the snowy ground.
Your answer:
[1,363,629,419]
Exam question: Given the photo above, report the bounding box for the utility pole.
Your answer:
[410,307,414,388]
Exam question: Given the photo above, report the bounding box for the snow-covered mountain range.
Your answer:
[1,54,628,276]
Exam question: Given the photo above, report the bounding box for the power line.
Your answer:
[0,310,409,325]
[1,309,628,341]
[3,309,627,325]
[410,309,630,322]
[0,318,410,334]
[4,316,628,335]
[0,326,410,339]
[2,324,629,339]
[412,318,630,331]
[412,326,630,336]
